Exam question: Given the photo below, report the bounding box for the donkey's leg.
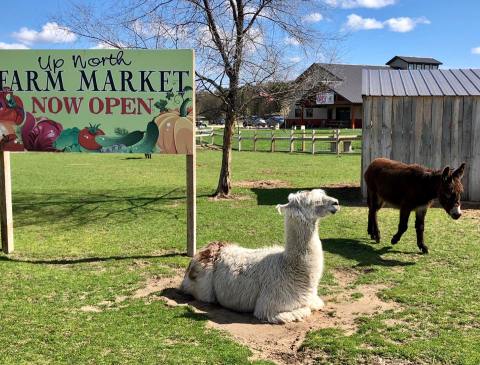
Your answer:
[415,206,429,254]
[368,191,383,243]
[367,189,373,237]
[391,207,411,245]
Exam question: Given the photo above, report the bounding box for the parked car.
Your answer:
[243,116,267,128]
[196,116,209,129]
[211,117,225,125]
[265,115,285,128]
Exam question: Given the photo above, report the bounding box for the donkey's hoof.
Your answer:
[419,246,429,254]
[391,235,400,245]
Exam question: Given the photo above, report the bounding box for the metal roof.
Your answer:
[362,69,480,96]
[386,56,442,65]
[309,63,389,103]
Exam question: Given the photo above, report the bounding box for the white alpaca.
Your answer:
[181,189,339,324]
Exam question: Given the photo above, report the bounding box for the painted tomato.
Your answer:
[79,124,105,150]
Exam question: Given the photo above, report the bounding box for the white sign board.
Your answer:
[316,92,334,105]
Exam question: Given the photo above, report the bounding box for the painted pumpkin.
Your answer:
[154,98,194,154]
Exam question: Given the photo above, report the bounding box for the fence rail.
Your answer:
[196,128,361,155]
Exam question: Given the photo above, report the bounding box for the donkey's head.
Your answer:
[276,189,340,223]
[438,163,465,220]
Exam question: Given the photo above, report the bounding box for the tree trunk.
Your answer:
[213,109,235,197]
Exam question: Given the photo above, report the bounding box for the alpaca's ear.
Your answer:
[276,203,288,215]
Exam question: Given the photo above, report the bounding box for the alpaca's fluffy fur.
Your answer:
[181,189,339,324]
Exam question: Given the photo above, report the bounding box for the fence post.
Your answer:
[253,130,257,152]
[336,129,340,156]
[311,130,315,155]
[238,130,242,152]
[211,131,215,145]
[271,130,275,152]
[290,128,294,153]
[301,126,306,152]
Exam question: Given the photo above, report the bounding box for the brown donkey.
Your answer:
[364,158,466,254]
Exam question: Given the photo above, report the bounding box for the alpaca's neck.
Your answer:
[283,216,322,261]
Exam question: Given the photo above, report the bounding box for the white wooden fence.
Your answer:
[196,128,361,155]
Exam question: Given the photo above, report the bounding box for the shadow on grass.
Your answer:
[12,188,210,228]
[251,185,364,207]
[0,252,186,265]
[323,238,416,267]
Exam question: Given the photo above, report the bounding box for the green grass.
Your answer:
[1,150,479,364]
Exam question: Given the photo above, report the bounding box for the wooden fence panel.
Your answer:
[461,97,473,200]
[420,97,433,168]
[441,96,453,168]
[470,98,480,200]
[413,97,424,164]
[391,97,404,161]
[361,97,372,198]
[431,97,444,169]
[380,97,393,158]
[451,97,462,169]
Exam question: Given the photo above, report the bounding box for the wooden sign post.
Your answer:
[0,152,13,254]
[186,153,196,257]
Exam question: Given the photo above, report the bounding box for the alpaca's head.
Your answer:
[276,189,339,223]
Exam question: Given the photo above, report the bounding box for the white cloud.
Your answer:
[325,0,396,8]
[0,42,29,49]
[345,14,383,30]
[472,47,480,55]
[345,14,430,32]
[302,12,323,23]
[12,22,77,45]
[384,16,430,32]
[284,36,300,46]
[289,56,302,63]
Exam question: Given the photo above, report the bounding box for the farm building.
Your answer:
[286,56,442,129]
[361,68,480,201]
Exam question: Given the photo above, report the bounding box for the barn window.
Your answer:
[305,108,313,118]
[294,108,301,118]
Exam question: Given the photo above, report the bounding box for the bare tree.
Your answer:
[60,0,338,197]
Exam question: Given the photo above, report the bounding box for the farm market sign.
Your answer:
[0,49,194,154]
[0,49,197,257]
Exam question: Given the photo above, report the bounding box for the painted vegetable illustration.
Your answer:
[79,124,105,150]
[154,98,193,154]
[23,117,63,151]
[53,127,83,152]
[128,121,159,153]
[0,88,25,125]
[95,130,144,148]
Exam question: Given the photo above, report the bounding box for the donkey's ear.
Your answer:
[276,203,288,215]
[442,166,451,181]
[453,163,466,179]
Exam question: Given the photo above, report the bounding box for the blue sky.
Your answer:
[0,0,479,68]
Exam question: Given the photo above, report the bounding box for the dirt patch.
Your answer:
[154,268,400,365]
[463,209,480,222]
[233,179,292,189]
[79,305,102,313]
